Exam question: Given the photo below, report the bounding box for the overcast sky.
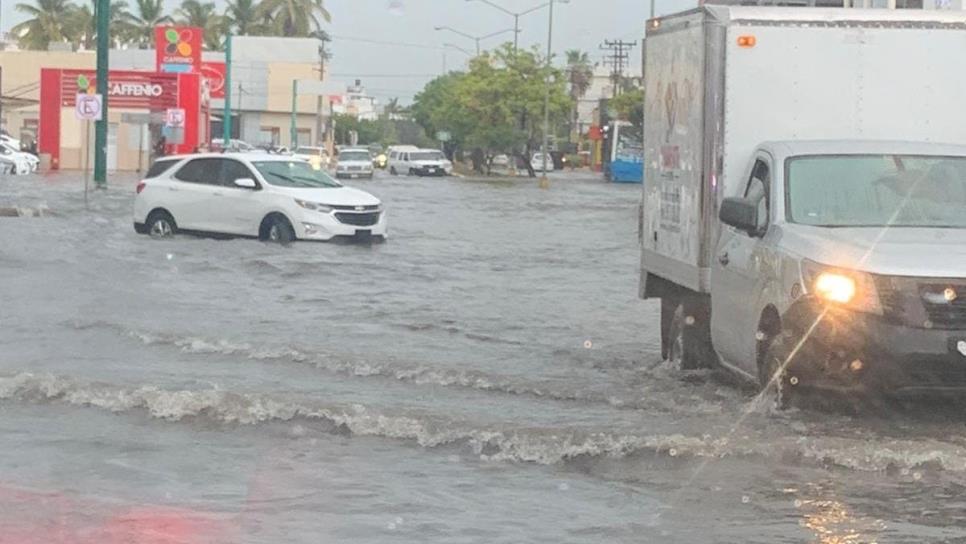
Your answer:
[1,0,697,103]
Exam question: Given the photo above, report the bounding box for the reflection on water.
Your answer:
[799,484,887,544]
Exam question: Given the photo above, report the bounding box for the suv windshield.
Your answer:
[338,151,370,162]
[253,160,342,188]
[411,151,443,161]
[787,154,966,227]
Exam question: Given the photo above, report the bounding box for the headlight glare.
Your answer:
[815,273,856,304]
[802,260,882,315]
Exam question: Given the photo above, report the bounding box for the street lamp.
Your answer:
[540,0,569,183]
[464,0,555,54]
[434,25,518,56]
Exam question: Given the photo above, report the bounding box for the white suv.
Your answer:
[133,153,387,243]
[388,148,451,176]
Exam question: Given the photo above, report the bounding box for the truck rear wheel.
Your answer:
[665,298,714,370]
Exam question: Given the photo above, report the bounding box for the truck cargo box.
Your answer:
[640,6,966,295]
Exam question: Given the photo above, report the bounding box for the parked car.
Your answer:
[530,152,555,173]
[0,144,35,174]
[388,148,452,176]
[293,146,331,170]
[334,148,374,179]
[133,153,386,243]
[210,138,260,153]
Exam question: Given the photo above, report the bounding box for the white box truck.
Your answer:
[639,6,966,405]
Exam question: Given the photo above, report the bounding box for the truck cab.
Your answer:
[638,6,966,404]
[711,141,966,400]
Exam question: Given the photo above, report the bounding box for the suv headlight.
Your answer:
[801,260,882,315]
[295,199,333,213]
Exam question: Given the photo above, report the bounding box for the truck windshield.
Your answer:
[786,154,966,228]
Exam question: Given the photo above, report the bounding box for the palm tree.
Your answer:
[224,0,264,35]
[68,0,130,50]
[257,0,330,37]
[175,0,224,49]
[121,0,171,48]
[11,0,77,50]
[565,49,594,142]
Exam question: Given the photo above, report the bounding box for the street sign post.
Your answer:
[165,108,186,128]
[75,93,103,207]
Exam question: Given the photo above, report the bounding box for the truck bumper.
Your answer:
[781,298,966,397]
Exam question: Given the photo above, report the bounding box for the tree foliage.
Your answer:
[611,86,644,128]
[411,44,572,157]
[11,0,329,50]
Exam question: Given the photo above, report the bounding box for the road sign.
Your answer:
[75,93,103,121]
[436,130,451,142]
[165,108,186,128]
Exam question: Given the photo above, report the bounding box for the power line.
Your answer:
[329,73,440,78]
[599,39,637,98]
[328,35,444,50]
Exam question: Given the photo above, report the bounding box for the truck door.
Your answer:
[710,156,773,375]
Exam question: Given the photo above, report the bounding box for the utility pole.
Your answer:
[600,40,636,98]
[290,80,298,149]
[93,0,109,186]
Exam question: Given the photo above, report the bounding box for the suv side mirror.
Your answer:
[234,177,257,189]
[719,197,759,235]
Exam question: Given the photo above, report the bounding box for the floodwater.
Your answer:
[2,170,966,543]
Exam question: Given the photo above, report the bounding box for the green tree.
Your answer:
[122,0,171,48]
[11,0,77,50]
[412,44,570,172]
[610,86,644,128]
[257,0,330,37]
[224,0,264,35]
[68,0,129,49]
[565,49,594,141]
[176,0,223,49]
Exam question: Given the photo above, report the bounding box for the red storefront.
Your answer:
[39,68,201,169]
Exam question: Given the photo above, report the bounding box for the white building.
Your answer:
[332,79,378,121]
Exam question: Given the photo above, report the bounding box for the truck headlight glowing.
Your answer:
[814,272,856,304]
[802,260,882,315]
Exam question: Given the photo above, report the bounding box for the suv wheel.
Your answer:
[262,215,295,245]
[146,210,176,238]
[759,331,799,409]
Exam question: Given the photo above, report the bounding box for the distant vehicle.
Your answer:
[605,121,643,183]
[0,143,35,174]
[293,146,331,170]
[210,138,260,153]
[0,155,18,175]
[640,5,966,406]
[491,154,510,167]
[334,148,374,179]
[530,152,555,173]
[133,153,386,243]
[388,148,451,176]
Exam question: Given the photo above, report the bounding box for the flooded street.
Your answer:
[3,171,966,543]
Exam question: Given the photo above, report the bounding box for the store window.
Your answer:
[297,129,312,147]
[259,126,280,146]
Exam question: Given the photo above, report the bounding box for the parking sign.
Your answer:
[75,94,103,121]
[165,108,186,128]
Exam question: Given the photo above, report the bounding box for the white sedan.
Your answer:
[133,153,387,243]
[530,152,555,173]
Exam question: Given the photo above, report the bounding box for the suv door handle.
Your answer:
[718,252,730,266]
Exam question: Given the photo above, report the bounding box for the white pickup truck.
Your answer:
[639,6,966,406]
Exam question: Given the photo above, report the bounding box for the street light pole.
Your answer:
[540,0,555,183]
[93,0,109,186]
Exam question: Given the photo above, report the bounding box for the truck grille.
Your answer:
[920,283,966,330]
[335,212,380,226]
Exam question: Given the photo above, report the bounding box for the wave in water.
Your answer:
[3,371,966,474]
[71,320,720,415]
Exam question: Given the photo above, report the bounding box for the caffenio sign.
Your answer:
[109,82,164,97]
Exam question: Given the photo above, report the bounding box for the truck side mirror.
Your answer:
[719,197,760,236]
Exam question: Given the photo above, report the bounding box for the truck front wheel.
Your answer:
[665,298,714,370]
[759,331,800,409]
